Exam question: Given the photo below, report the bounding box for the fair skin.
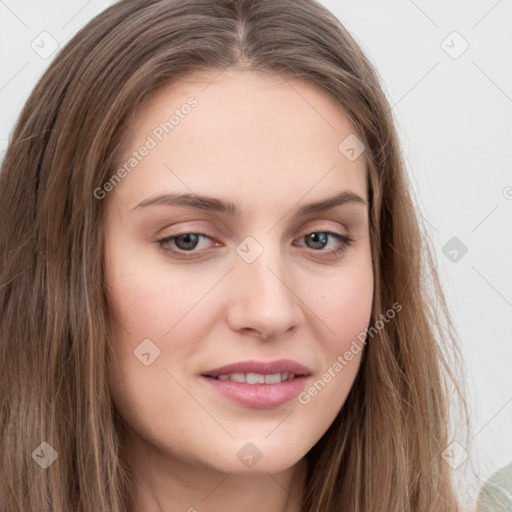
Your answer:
[104,68,373,512]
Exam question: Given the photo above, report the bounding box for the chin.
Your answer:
[197,434,311,476]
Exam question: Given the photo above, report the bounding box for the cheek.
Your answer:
[321,273,372,327]
[104,256,214,445]
[294,253,373,422]
[104,231,214,345]
[307,252,374,352]
[106,231,374,379]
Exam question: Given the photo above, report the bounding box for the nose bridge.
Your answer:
[228,234,302,337]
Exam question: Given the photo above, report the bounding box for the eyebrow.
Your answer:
[132,190,367,216]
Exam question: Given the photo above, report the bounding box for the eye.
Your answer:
[157,231,218,259]
[295,231,353,258]
[156,230,353,260]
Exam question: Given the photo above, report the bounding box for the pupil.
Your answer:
[306,232,327,250]
[175,233,199,251]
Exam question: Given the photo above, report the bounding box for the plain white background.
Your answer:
[1,0,511,506]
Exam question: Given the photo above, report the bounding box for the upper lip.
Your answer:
[202,359,311,378]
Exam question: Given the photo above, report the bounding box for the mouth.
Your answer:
[210,372,297,384]
[200,359,311,408]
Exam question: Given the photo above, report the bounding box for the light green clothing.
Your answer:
[477,462,512,512]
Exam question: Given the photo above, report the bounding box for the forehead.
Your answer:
[111,68,367,210]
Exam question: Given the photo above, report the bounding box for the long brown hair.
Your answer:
[0,1,468,510]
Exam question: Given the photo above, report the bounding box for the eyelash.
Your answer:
[156,229,354,260]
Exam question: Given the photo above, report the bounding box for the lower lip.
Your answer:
[201,375,309,408]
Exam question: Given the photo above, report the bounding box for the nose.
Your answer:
[226,241,304,340]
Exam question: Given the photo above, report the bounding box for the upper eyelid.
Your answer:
[160,219,350,240]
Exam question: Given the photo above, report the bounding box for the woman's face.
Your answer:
[104,68,373,475]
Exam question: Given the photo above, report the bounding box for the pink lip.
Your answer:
[202,359,310,378]
[201,359,311,409]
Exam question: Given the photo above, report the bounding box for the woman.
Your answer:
[0,0,468,510]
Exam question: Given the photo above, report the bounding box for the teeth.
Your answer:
[265,373,282,384]
[246,373,265,384]
[215,372,296,384]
